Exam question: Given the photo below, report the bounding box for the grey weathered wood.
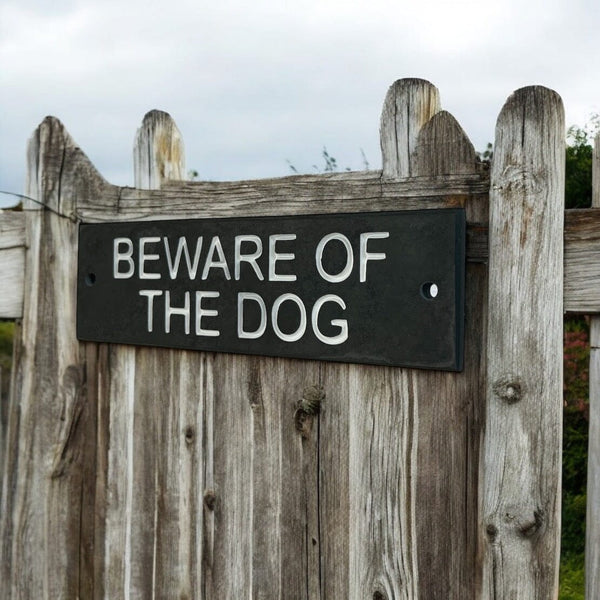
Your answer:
[76,170,489,223]
[103,110,197,598]
[587,321,600,600]
[586,134,600,600]
[414,110,481,176]
[482,86,564,599]
[0,211,25,318]
[104,110,322,598]
[408,85,487,600]
[380,78,441,178]
[565,208,600,312]
[134,109,185,189]
[0,117,103,598]
[320,77,485,600]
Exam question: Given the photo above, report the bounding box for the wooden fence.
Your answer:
[0,77,597,598]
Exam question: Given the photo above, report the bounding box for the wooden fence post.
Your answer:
[0,118,108,598]
[482,87,565,598]
[102,110,191,598]
[134,109,185,189]
[380,78,440,178]
[370,78,486,599]
[586,134,600,600]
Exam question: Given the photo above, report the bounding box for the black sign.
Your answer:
[77,209,465,370]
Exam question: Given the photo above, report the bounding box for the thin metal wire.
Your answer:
[0,190,77,221]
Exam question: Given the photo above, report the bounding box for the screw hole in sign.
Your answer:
[421,282,439,300]
[85,273,96,286]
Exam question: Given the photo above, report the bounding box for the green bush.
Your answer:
[560,317,589,597]
[0,320,14,371]
[559,554,585,600]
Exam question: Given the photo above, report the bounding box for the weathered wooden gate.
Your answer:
[0,77,595,598]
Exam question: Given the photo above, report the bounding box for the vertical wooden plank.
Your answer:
[0,117,108,598]
[482,87,564,599]
[319,78,486,600]
[103,109,194,598]
[585,134,600,600]
[413,109,487,600]
[319,361,350,599]
[205,353,320,599]
[134,109,185,188]
[380,78,440,178]
[347,367,420,599]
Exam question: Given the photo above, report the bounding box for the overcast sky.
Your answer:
[1,0,599,208]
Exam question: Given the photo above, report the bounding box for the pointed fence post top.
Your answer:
[492,86,564,190]
[134,109,185,190]
[380,78,441,178]
[25,116,106,216]
[379,78,480,179]
[483,83,565,599]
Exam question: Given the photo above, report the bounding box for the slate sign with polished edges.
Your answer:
[77,209,465,371]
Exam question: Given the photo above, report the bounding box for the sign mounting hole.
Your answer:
[421,282,439,299]
[85,272,96,286]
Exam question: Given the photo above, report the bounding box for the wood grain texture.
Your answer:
[586,133,600,600]
[1,80,581,599]
[0,211,25,318]
[75,170,489,223]
[481,86,564,599]
[380,78,441,178]
[102,111,202,598]
[564,208,600,312]
[414,110,482,176]
[134,109,185,189]
[330,77,487,600]
[409,93,488,599]
[0,117,99,598]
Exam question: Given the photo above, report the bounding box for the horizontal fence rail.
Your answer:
[3,205,600,318]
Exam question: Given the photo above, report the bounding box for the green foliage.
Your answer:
[565,116,600,209]
[560,317,589,598]
[0,321,14,402]
[566,132,592,209]
[0,320,14,372]
[559,554,585,600]
[476,142,493,162]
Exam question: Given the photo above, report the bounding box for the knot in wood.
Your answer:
[492,376,523,404]
[184,425,195,445]
[494,165,545,196]
[518,509,545,539]
[485,523,498,541]
[203,490,216,511]
[294,386,324,439]
[299,385,325,415]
